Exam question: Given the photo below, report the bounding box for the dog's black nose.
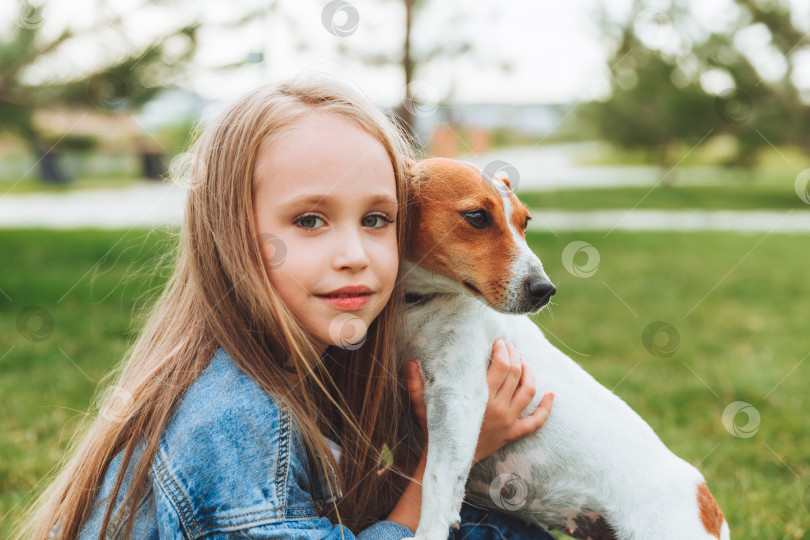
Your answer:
[526,278,556,305]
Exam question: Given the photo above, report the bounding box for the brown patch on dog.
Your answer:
[568,512,619,540]
[697,482,724,539]
[406,158,522,309]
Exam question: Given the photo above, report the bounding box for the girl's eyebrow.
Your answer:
[282,193,398,207]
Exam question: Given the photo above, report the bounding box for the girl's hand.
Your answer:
[405,361,429,442]
[404,338,554,465]
[474,338,553,464]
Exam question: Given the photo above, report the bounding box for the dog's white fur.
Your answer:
[401,159,729,540]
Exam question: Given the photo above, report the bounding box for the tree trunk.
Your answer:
[396,0,415,134]
[658,140,677,185]
[28,137,68,184]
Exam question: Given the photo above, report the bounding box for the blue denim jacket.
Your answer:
[76,347,415,539]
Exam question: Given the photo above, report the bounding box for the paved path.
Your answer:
[1,182,809,232]
[457,143,727,190]
[0,183,185,229]
[529,209,810,234]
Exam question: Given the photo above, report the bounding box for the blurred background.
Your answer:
[1,0,809,537]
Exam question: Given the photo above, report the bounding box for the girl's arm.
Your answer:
[385,446,427,532]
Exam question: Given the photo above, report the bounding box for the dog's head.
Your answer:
[405,157,555,314]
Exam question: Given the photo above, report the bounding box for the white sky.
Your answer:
[3,0,810,107]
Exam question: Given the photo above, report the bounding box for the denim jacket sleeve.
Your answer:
[76,348,415,540]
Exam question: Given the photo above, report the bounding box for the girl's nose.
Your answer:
[333,226,370,270]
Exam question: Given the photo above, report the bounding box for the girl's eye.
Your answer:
[295,214,325,229]
[362,214,394,229]
[294,213,393,230]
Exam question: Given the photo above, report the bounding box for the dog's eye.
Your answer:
[524,216,531,231]
[461,210,491,229]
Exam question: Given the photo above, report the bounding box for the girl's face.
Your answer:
[253,110,399,356]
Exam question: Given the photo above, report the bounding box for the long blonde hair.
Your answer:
[14,74,419,539]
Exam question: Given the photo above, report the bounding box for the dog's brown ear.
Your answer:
[403,158,419,180]
[404,159,427,193]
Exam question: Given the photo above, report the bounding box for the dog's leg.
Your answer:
[408,375,488,540]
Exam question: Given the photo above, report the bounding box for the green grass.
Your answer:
[518,182,808,211]
[1,228,809,538]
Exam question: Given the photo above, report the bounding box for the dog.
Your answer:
[400,158,729,540]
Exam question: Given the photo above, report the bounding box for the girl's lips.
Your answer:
[315,293,372,310]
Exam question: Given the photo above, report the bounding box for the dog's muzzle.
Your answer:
[525,278,556,310]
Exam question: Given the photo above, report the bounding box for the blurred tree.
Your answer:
[0,0,199,184]
[585,0,810,176]
[584,29,716,177]
[328,0,515,144]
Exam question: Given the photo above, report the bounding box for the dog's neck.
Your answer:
[402,261,470,305]
[404,291,441,305]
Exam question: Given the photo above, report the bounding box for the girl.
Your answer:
[15,74,555,539]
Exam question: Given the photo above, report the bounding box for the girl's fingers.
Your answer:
[511,359,536,412]
[486,339,511,393]
[406,361,428,435]
[406,361,423,400]
[513,392,554,439]
[494,342,523,401]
